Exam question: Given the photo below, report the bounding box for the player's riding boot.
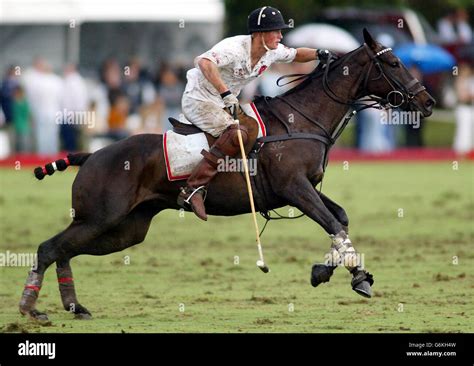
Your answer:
[178,124,249,221]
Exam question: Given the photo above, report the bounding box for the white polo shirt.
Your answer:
[183,35,297,107]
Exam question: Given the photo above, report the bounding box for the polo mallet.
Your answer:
[232,107,269,273]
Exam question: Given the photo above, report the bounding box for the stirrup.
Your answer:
[184,185,207,204]
[179,185,207,207]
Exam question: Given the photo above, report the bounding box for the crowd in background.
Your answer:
[0,9,473,156]
[437,8,474,155]
[437,8,472,44]
[0,57,186,155]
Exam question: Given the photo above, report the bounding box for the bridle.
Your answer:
[259,43,427,144]
[251,44,427,226]
[321,44,426,110]
[358,44,426,109]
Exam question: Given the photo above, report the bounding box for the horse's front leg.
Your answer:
[318,192,349,234]
[276,176,374,297]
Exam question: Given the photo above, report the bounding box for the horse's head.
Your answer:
[361,29,435,117]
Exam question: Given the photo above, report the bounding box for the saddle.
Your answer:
[168,108,260,154]
[168,118,203,136]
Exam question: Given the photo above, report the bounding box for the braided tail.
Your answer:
[34,152,92,180]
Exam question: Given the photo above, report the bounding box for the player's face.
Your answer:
[263,30,283,49]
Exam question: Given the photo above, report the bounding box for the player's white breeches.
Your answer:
[182,95,236,138]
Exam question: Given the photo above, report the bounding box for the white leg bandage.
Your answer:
[329,231,360,270]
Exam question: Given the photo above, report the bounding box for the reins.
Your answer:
[252,43,426,234]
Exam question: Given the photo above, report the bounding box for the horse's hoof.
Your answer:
[74,312,92,320]
[353,280,372,298]
[310,264,335,287]
[351,269,374,298]
[72,304,92,319]
[27,309,49,321]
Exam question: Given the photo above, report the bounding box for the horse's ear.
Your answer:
[363,28,376,49]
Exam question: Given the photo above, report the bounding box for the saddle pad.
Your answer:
[163,131,210,181]
[163,102,266,181]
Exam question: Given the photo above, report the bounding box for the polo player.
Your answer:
[178,5,330,220]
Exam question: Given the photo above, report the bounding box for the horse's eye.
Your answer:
[391,61,400,68]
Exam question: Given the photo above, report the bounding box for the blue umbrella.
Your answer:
[394,43,456,74]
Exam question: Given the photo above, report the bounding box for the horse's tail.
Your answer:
[34,152,92,180]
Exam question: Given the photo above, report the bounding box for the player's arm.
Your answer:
[294,48,330,63]
[197,58,229,94]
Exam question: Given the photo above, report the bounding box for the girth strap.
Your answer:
[257,132,332,146]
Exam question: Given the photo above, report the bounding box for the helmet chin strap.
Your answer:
[260,34,271,52]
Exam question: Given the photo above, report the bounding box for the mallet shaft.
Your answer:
[233,112,268,272]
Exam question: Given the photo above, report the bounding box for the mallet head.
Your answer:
[256,260,270,273]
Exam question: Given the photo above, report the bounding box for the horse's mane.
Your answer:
[275,44,364,98]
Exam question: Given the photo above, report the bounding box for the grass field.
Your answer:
[0,161,473,333]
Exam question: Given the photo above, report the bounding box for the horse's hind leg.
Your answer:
[55,204,157,318]
[69,204,156,256]
[56,259,91,319]
[20,200,158,320]
[19,224,103,321]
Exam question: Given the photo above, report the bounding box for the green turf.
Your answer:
[0,161,473,333]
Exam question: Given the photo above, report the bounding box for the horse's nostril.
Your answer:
[425,99,434,107]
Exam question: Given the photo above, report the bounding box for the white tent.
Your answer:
[0,0,224,70]
[0,0,224,23]
[285,23,359,54]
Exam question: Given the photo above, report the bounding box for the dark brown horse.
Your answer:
[20,30,435,320]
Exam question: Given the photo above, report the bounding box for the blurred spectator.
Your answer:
[22,57,62,154]
[0,108,9,159]
[157,64,184,131]
[100,58,123,114]
[438,8,473,44]
[1,65,20,125]
[100,58,122,93]
[124,57,156,114]
[453,63,474,154]
[139,98,164,134]
[356,105,395,152]
[60,64,89,151]
[12,86,31,152]
[86,78,110,136]
[107,90,130,141]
